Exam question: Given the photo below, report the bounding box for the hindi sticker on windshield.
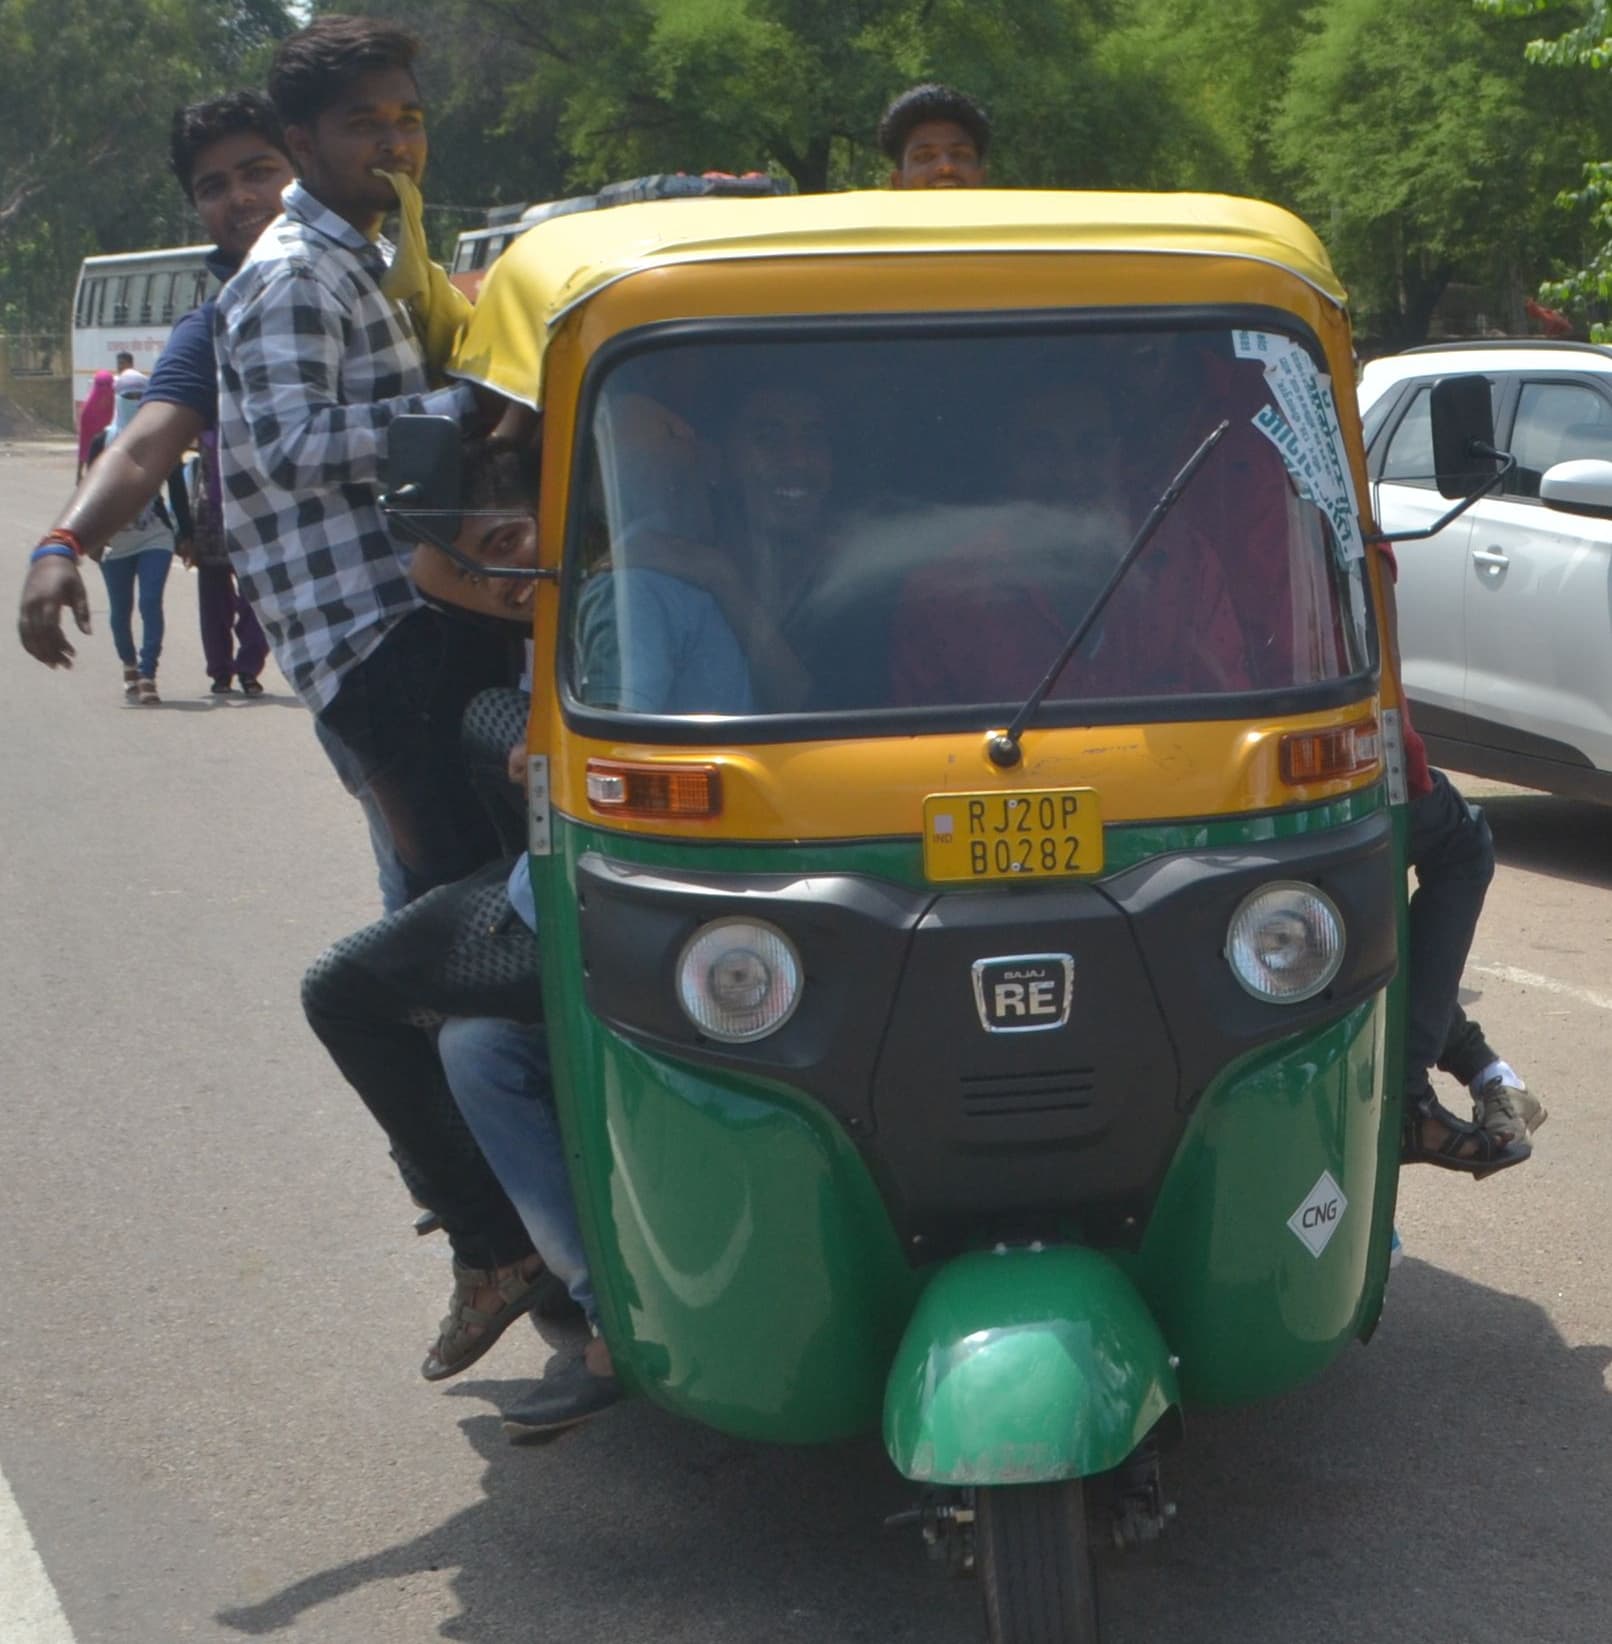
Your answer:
[1235,330,1365,563]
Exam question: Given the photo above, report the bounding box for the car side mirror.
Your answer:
[1429,375,1501,499]
[1540,458,1612,519]
[384,413,464,524]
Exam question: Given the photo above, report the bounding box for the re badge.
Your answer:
[971,954,1074,1034]
[1287,1170,1348,1258]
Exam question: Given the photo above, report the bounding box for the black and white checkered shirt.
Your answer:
[215,181,475,712]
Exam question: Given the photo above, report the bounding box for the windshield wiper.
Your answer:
[987,419,1230,769]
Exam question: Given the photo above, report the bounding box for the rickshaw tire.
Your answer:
[977,1481,1100,1644]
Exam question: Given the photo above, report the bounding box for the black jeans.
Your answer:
[314,608,514,908]
[302,859,541,1271]
[1405,769,1496,1097]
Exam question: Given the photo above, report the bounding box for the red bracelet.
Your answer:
[39,527,85,559]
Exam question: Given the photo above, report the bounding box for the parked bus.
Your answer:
[71,244,217,414]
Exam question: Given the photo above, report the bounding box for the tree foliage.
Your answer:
[4,0,1612,345]
[1476,0,1612,335]
[1268,0,1609,344]
[0,0,298,329]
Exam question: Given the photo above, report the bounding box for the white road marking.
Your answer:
[1468,961,1612,1015]
[0,1462,74,1643]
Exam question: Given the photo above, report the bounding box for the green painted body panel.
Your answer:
[1114,998,1389,1408]
[883,1246,1180,1484]
[531,786,1405,1444]
[533,827,922,1443]
[1358,801,1411,1342]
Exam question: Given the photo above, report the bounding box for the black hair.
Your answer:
[876,83,991,164]
[268,14,421,129]
[462,437,541,511]
[169,91,289,201]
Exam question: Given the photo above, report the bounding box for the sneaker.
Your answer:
[239,676,265,698]
[136,677,160,705]
[1474,1076,1547,1145]
[122,665,140,699]
[1388,1227,1405,1268]
[502,1354,622,1443]
[210,677,235,696]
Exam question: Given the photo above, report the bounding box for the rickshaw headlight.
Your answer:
[1225,883,1345,1003]
[676,919,803,1042]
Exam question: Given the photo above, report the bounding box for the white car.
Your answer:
[1359,340,1612,802]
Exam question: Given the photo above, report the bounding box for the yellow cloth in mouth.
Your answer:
[376,169,474,384]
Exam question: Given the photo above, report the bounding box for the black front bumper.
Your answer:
[577,808,1396,1251]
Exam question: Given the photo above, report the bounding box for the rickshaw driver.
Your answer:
[587,378,847,712]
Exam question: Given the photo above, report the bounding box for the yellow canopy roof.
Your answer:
[449,188,1346,409]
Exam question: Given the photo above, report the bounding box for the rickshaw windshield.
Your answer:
[564,322,1372,726]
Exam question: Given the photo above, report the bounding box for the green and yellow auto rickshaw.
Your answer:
[395,188,1503,1641]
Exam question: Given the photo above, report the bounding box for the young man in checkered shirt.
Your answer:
[216,15,508,911]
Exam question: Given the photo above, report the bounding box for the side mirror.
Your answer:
[1540,458,1612,519]
[383,413,464,534]
[1429,375,1500,499]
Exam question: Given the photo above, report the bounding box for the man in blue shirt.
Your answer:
[17,92,293,680]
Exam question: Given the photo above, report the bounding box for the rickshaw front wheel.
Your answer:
[976,1481,1100,1644]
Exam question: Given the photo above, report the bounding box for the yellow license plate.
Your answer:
[922,788,1103,883]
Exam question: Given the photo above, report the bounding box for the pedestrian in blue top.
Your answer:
[16,92,294,684]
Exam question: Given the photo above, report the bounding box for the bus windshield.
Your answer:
[564,324,1372,726]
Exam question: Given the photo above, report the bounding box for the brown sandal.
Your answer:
[421,1257,545,1381]
[1401,1090,1531,1181]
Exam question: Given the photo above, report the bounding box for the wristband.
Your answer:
[39,526,84,558]
[29,542,78,566]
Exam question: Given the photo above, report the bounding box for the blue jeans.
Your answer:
[312,609,510,914]
[313,711,410,914]
[437,1017,596,1325]
[99,549,172,678]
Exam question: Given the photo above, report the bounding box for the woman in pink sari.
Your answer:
[76,369,116,480]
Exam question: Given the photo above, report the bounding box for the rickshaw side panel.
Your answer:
[1116,995,1390,1408]
[533,824,924,1445]
[1358,799,1411,1342]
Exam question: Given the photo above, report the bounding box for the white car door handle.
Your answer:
[1472,547,1510,570]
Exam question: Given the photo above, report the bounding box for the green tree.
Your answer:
[1475,0,1612,335]
[1270,0,1608,344]
[1098,0,1308,196]
[0,0,297,331]
[413,0,1184,195]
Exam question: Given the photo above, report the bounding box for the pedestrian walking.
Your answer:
[90,379,177,703]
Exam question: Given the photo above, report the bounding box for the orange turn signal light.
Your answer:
[585,759,722,819]
[1279,719,1381,787]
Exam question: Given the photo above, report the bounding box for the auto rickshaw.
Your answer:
[390,189,1503,1642]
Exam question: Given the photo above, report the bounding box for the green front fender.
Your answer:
[883,1246,1180,1485]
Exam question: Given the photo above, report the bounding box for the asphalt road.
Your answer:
[2,438,1608,1644]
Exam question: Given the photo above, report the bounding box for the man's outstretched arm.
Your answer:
[17,398,205,667]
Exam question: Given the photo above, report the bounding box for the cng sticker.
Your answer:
[1287,1170,1348,1258]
